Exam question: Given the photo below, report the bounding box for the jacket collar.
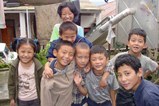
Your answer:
[12,57,43,71]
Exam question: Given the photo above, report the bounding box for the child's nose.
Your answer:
[65,53,69,58]
[121,76,127,82]
[24,52,28,56]
[81,58,86,62]
[65,14,69,18]
[67,38,73,43]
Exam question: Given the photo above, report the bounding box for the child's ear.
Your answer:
[105,57,109,65]
[137,68,143,77]
[127,42,130,47]
[143,43,147,49]
[53,49,58,57]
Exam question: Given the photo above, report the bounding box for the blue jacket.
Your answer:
[47,35,93,58]
[134,79,159,106]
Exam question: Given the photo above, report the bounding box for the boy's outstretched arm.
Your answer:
[144,65,159,79]
[43,61,54,78]
[99,62,113,88]
[110,89,117,106]
[144,71,153,79]
[74,72,87,96]
[99,71,110,88]
[10,99,16,106]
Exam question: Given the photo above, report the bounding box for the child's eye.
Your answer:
[125,72,130,76]
[99,57,104,61]
[91,58,96,61]
[69,53,74,57]
[62,51,66,54]
[138,40,144,43]
[117,74,122,78]
[131,39,136,42]
[77,56,82,59]
[21,51,25,53]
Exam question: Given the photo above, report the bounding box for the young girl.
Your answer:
[8,38,44,106]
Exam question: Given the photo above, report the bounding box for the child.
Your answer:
[41,40,75,106]
[72,42,90,106]
[47,21,92,62]
[110,28,158,78]
[114,54,159,106]
[8,38,44,106]
[85,45,119,106]
[109,28,159,106]
[50,1,84,42]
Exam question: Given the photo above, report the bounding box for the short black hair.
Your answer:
[128,28,146,43]
[54,40,74,51]
[59,21,77,35]
[57,1,78,18]
[90,45,108,58]
[114,54,141,73]
[16,38,37,52]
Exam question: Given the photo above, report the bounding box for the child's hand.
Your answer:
[43,66,53,78]
[84,63,91,73]
[10,99,16,106]
[74,72,82,86]
[99,77,107,88]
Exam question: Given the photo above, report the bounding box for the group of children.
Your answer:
[8,20,159,106]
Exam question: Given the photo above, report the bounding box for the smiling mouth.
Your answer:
[63,60,69,64]
[133,46,139,49]
[95,65,102,68]
[122,83,129,88]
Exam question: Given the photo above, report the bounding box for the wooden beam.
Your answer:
[18,0,66,5]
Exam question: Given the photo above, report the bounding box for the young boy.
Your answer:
[72,42,90,106]
[85,45,119,106]
[109,28,159,106]
[114,54,159,106]
[47,21,92,62]
[40,40,75,106]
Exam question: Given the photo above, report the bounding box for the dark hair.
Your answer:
[90,45,108,58]
[16,38,37,52]
[55,40,74,51]
[11,38,40,53]
[128,28,146,42]
[57,1,78,18]
[114,54,141,73]
[59,21,77,35]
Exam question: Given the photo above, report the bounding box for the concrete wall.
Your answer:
[81,14,96,28]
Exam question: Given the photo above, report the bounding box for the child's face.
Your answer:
[18,44,34,64]
[75,48,90,69]
[60,29,76,43]
[54,45,75,69]
[117,64,142,91]
[90,53,108,73]
[61,7,74,22]
[128,34,146,54]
